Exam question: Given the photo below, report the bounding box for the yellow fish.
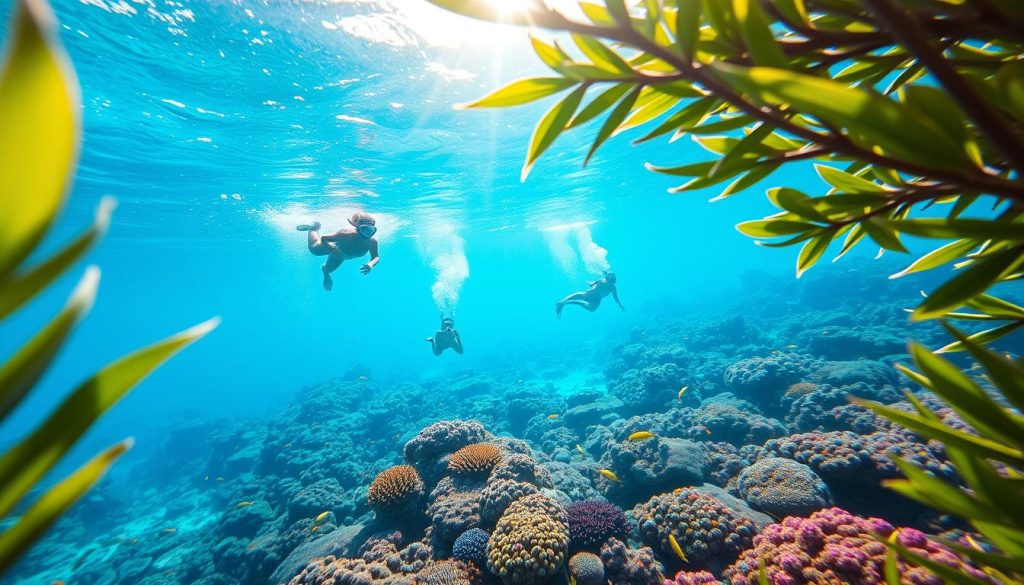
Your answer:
[597,469,620,482]
[570,577,577,585]
[668,533,689,563]
[547,414,559,420]
[785,344,798,349]
[311,525,321,533]
[677,386,688,400]
[315,511,330,524]
[576,444,586,457]
[628,431,654,442]
[235,501,253,509]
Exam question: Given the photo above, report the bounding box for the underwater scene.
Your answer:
[2,1,1024,585]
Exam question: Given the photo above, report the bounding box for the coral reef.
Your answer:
[735,457,832,517]
[724,507,993,585]
[635,488,758,572]
[565,500,631,551]
[449,443,503,477]
[600,537,665,585]
[451,528,489,568]
[567,552,605,585]
[486,493,569,585]
[368,465,425,519]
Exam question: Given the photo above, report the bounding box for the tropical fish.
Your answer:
[785,344,798,349]
[677,386,688,400]
[627,431,654,442]
[216,477,225,482]
[597,469,620,482]
[576,444,586,457]
[358,375,369,381]
[235,501,253,509]
[668,533,689,563]
[315,511,330,524]
[547,414,559,420]
[311,525,321,533]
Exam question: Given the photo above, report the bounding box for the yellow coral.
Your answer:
[486,493,569,585]
[785,382,819,397]
[448,443,503,475]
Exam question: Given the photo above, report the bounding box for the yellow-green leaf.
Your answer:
[522,85,586,181]
[816,164,885,193]
[569,84,633,129]
[585,86,642,165]
[0,267,98,423]
[0,0,80,279]
[889,238,978,279]
[571,33,632,74]
[0,197,114,321]
[913,247,1022,320]
[0,439,131,575]
[796,230,834,277]
[0,317,220,517]
[459,77,577,109]
[733,0,785,67]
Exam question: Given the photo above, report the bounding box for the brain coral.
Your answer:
[635,488,757,572]
[489,453,554,488]
[428,477,483,545]
[480,479,539,524]
[566,500,631,551]
[723,353,820,411]
[452,528,490,568]
[413,560,478,585]
[689,403,788,446]
[486,493,569,585]
[600,537,664,585]
[450,443,503,476]
[724,507,994,585]
[368,465,424,517]
[568,552,605,585]
[736,457,832,517]
[404,420,487,467]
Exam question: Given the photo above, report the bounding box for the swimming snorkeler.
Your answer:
[296,212,379,291]
[555,271,624,318]
[426,316,463,356]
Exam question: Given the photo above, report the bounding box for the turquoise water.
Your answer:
[2,2,1012,585]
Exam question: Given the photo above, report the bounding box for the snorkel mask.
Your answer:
[603,271,617,283]
[356,222,377,238]
[441,318,455,330]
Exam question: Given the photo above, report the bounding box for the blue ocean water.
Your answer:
[1,2,1015,585]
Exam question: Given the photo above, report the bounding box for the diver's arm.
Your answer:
[612,287,624,310]
[361,239,380,274]
[452,331,464,355]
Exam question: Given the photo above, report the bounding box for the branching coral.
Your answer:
[565,500,631,551]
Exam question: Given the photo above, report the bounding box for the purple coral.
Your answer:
[665,570,719,585]
[601,537,665,585]
[724,507,993,585]
[566,500,631,550]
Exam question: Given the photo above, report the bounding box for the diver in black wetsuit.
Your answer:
[555,271,624,318]
[426,317,464,356]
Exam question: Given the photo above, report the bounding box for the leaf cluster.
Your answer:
[0,0,216,574]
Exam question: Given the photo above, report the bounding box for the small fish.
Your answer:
[668,533,689,563]
[569,576,577,585]
[597,469,620,482]
[547,414,559,420]
[128,538,139,545]
[315,511,330,524]
[216,476,225,482]
[235,501,253,509]
[311,525,321,533]
[283,442,293,449]
[204,475,209,481]
[785,344,798,349]
[161,528,177,535]
[678,386,688,400]
[627,431,654,442]
[358,375,369,381]
[576,444,586,457]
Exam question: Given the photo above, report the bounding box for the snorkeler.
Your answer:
[296,212,379,291]
[555,271,624,318]
[426,316,464,356]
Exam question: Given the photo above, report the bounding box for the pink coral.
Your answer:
[724,507,993,585]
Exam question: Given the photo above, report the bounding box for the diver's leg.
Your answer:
[556,292,587,318]
[322,254,343,291]
[431,340,443,356]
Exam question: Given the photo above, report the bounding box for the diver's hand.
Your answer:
[360,263,372,275]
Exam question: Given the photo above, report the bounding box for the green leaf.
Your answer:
[889,219,1024,240]
[0,0,80,279]
[796,229,834,277]
[736,218,815,237]
[816,164,884,193]
[713,161,781,200]
[522,85,586,181]
[579,2,614,25]
[890,238,978,279]
[675,0,703,58]
[0,197,114,321]
[620,87,685,131]
[0,439,131,575]
[885,62,925,96]
[913,246,1022,320]
[585,85,642,165]
[711,63,977,172]
[635,97,715,143]
[936,320,1024,353]
[531,36,571,73]
[965,294,1024,320]
[854,399,1024,465]
[710,123,773,178]
[702,0,739,45]
[606,0,631,26]
[773,0,808,26]
[884,542,900,585]
[732,0,785,67]
[862,217,909,253]
[900,85,971,147]
[0,317,220,518]
[834,223,867,261]
[942,324,1024,413]
[997,59,1024,122]
[758,558,769,585]
[459,77,577,109]
[569,84,633,129]
[571,34,633,74]
[0,267,98,423]
[769,187,828,221]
